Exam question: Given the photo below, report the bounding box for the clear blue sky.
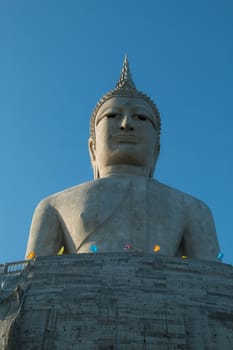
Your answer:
[0,0,232,265]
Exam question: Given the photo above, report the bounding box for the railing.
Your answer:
[0,260,30,274]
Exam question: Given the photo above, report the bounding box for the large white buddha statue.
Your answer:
[25,57,220,260]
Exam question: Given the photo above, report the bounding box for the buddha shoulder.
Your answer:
[34,177,132,212]
[151,180,213,217]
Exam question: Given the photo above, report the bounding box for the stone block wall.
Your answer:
[0,253,233,349]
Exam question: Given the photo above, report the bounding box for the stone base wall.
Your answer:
[0,253,233,349]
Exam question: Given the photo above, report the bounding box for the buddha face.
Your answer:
[89,96,159,177]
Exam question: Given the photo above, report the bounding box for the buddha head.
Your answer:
[89,57,161,179]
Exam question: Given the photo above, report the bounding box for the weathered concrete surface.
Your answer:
[0,253,233,349]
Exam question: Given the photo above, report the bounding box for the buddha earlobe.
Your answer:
[88,137,96,162]
[88,137,100,179]
[149,168,153,179]
[94,166,100,179]
[153,144,160,160]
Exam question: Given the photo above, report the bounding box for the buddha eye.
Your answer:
[106,113,117,119]
[135,114,147,121]
[96,113,118,126]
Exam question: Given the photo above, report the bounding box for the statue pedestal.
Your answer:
[1,253,233,349]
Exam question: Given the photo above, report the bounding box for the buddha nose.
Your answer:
[120,115,134,131]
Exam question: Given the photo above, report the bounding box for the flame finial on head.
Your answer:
[115,55,136,90]
[90,56,161,144]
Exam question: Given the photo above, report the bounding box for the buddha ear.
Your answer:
[89,137,100,179]
[153,143,160,162]
[156,144,160,158]
[150,144,160,178]
[88,137,96,164]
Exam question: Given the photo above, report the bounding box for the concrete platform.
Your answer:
[0,253,233,349]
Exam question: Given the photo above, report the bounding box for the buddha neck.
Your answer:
[98,165,152,179]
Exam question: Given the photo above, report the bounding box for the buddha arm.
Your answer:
[183,199,220,261]
[25,200,64,258]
